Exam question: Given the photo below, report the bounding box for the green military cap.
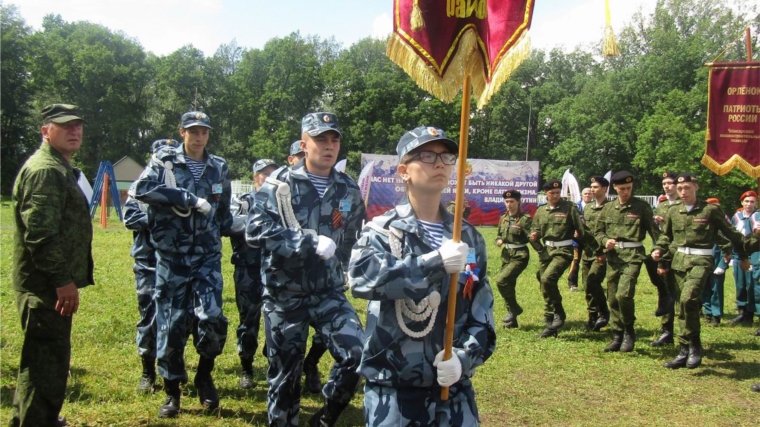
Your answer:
[542,179,561,191]
[41,104,85,124]
[611,171,634,185]
[503,190,521,200]
[676,172,697,183]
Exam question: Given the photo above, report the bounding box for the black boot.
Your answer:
[663,344,689,369]
[620,325,636,352]
[137,357,156,394]
[536,314,557,338]
[239,357,255,390]
[686,335,703,369]
[303,341,328,394]
[593,311,610,332]
[729,308,751,326]
[504,316,519,329]
[751,383,760,392]
[309,398,350,427]
[604,331,623,352]
[158,378,181,418]
[551,305,566,330]
[654,288,674,317]
[650,321,674,347]
[194,356,219,411]
[585,313,599,332]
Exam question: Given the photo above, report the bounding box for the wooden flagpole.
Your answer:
[747,27,759,192]
[441,73,472,400]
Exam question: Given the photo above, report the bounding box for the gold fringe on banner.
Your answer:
[602,0,620,57]
[386,29,531,108]
[411,0,425,31]
[701,154,760,178]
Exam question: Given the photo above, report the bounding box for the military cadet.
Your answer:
[246,112,366,427]
[652,173,749,369]
[132,111,232,418]
[581,176,610,331]
[729,191,760,327]
[494,190,531,328]
[650,172,682,347]
[595,171,658,353]
[228,158,279,390]
[701,197,731,327]
[567,188,592,293]
[11,104,94,427]
[349,125,495,427]
[287,139,305,165]
[530,179,587,337]
[124,138,181,393]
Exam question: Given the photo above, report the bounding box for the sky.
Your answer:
[10,0,758,56]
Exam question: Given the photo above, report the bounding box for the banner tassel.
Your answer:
[603,0,620,57]
[411,0,425,31]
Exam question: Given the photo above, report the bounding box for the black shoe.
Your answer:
[536,327,558,338]
[137,357,156,394]
[551,305,566,330]
[593,314,610,332]
[57,416,68,427]
[504,317,519,328]
[503,308,522,324]
[751,383,760,392]
[194,357,219,411]
[654,293,674,317]
[569,285,579,292]
[650,325,674,347]
[309,398,350,427]
[620,326,636,352]
[755,327,760,337]
[239,357,255,389]
[158,379,181,418]
[709,316,721,327]
[705,314,713,322]
[686,335,703,369]
[303,364,323,394]
[729,310,752,326]
[585,313,599,332]
[604,331,623,352]
[663,344,690,369]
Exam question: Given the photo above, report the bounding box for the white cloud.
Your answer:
[372,13,392,40]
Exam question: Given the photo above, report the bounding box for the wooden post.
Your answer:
[748,27,759,192]
[101,173,109,228]
[441,74,472,401]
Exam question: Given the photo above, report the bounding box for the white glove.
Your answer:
[195,197,212,215]
[729,259,734,268]
[713,267,725,275]
[433,350,463,387]
[438,240,469,274]
[315,236,336,260]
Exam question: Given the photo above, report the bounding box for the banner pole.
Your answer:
[747,27,760,192]
[441,74,472,401]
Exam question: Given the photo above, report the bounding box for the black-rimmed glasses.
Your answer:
[406,151,457,165]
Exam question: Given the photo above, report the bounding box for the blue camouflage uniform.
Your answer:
[246,159,366,427]
[702,242,729,320]
[131,143,232,381]
[349,199,496,427]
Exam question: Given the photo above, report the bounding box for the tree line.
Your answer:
[1,0,758,202]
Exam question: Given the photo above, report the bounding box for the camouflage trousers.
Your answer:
[580,259,607,315]
[263,291,364,427]
[233,264,263,359]
[673,266,711,344]
[493,251,529,315]
[134,259,157,359]
[11,290,72,427]
[363,382,480,427]
[658,268,678,327]
[701,272,725,318]
[155,253,228,380]
[537,248,573,317]
[605,260,642,331]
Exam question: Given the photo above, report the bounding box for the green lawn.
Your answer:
[1,207,758,426]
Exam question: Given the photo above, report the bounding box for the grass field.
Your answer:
[1,204,759,426]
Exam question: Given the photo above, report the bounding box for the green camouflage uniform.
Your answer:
[653,198,682,327]
[595,197,658,332]
[11,142,94,426]
[493,211,531,318]
[582,200,609,319]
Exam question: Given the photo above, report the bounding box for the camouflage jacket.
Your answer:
[496,211,531,263]
[123,191,155,263]
[131,144,232,260]
[229,192,260,267]
[246,161,366,299]
[594,197,658,264]
[12,142,94,297]
[655,199,747,271]
[349,199,496,389]
[530,199,588,256]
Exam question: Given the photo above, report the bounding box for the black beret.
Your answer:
[676,173,698,183]
[611,171,634,185]
[542,179,561,191]
[590,176,609,187]
[503,190,521,200]
[661,171,678,181]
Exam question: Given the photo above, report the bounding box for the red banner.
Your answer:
[387,0,535,107]
[702,62,760,178]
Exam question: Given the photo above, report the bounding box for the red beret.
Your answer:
[740,191,757,201]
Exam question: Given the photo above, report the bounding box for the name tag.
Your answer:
[693,218,708,223]
[339,199,351,212]
[212,183,223,194]
[467,248,477,264]
[509,225,522,230]
[553,213,567,218]
[625,214,640,218]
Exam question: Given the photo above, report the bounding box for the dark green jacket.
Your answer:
[595,197,658,263]
[531,200,586,257]
[582,199,607,261]
[12,143,94,299]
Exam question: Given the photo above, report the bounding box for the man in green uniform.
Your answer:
[530,179,587,337]
[10,104,95,427]
[652,173,749,369]
[650,172,681,347]
[494,190,532,328]
[581,176,610,331]
[595,171,658,353]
